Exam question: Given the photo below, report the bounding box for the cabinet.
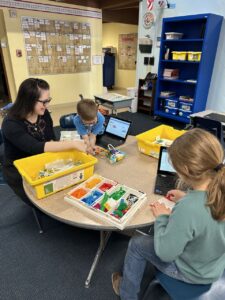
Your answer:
[138,78,156,114]
[154,14,223,123]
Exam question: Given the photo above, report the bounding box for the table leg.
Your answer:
[85,230,112,288]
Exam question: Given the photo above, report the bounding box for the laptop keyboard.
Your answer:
[155,175,176,195]
[98,136,123,148]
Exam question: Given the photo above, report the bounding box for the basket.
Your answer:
[179,101,193,112]
[187,52,202,61]
[14,151,98,199]
[171,51,187,61]
[136,125,186,158]
[165,99,178,108]
[178,109,192,119]
[165,106,178,115]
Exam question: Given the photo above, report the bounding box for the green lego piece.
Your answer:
[100,193,109,211]
[110,187,126,200]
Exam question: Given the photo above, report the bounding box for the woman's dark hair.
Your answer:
[8,78,50,119]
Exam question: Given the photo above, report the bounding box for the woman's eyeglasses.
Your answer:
[36,97,52,105]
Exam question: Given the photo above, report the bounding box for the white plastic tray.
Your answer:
[64,175,147,230]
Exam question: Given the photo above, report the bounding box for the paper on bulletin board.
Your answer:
[118,33,138,70]
[92,55,102,65]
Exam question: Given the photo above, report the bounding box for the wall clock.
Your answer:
[143,12,155,29]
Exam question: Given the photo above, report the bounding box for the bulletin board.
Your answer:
[118,33,137,70]
[21,17,91,75]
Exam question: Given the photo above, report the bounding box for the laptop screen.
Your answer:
[105,117,131,139]
[159,147,176,173]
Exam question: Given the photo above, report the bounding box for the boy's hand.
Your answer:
[150,202,171,217]
[87,145,95,155]
[166,189,186,203]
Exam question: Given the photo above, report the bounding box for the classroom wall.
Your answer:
[0,10,17,101]
[102,23,138,89]
[137,0,225,111]
[0,0,102,105]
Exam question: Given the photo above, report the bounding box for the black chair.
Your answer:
[59,113,76,129]
[192,116,224,146]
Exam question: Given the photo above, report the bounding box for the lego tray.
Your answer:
[64,175,147,230]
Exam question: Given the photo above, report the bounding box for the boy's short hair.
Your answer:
[77,99,98,121]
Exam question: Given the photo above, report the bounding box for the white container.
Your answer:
[64,175,147,230]
[127,87,137,113]
[165,32,183,40]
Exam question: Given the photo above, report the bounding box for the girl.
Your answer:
[1,78,86,207]
[112,128,225,300]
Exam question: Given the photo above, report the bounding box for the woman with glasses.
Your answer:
[1,78,87,207]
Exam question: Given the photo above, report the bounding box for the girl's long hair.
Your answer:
[168,128,225,221]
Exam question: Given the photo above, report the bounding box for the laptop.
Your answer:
[154,146,177,195]
[96,116,131,148]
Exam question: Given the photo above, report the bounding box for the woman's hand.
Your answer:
[73,140,87,153]
[166,189,186,203]
[150,202,171,217]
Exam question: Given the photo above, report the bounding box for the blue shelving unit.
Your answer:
[154,14,223,123]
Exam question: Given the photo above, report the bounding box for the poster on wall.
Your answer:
[118,33,138,70]
[21,16,91,75]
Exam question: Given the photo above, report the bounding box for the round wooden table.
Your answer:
[24,136,161,287]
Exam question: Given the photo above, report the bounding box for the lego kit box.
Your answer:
[64,175,147,230]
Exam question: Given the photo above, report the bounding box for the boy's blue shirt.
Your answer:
[73,112,105,136]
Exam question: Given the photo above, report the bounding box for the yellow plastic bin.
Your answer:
[171,51,187,61]
[14,151,98,199]
[187,51,202,61]
[136,125,186,158]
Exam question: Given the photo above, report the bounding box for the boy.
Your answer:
[73,99,105,154]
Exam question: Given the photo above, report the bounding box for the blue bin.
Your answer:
[179,101,193,112]
[165,106,178,115]
[178,109,191,118]
[165,99,178,108]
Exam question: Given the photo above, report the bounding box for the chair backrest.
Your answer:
[192,116,224,146]
[59,113,76,129]
[156,269,225,300]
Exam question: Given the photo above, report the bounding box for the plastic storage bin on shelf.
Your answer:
[179,101,193,111]
[14,151,98,199]
[165,32,183,40]
[136,125,186,158]
[165,99,178,108]
[178,109,192,119]
[187,52,202,61]
[171,51,187,61]
[165,106,178,115]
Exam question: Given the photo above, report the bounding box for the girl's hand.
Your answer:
[166,189,186,203]
[150,202,171,217]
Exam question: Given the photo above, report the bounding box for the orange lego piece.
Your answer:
[71,188,87,199]
[85,178,101,189]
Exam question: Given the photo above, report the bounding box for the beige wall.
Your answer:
[102,23,138,89]
[0,10,16,101]
[0,0,102,105]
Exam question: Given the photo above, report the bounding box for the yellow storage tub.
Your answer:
[136,125,186,158]
[171,51,187,61]
[187,51,202,61]
[14,151,98,199]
